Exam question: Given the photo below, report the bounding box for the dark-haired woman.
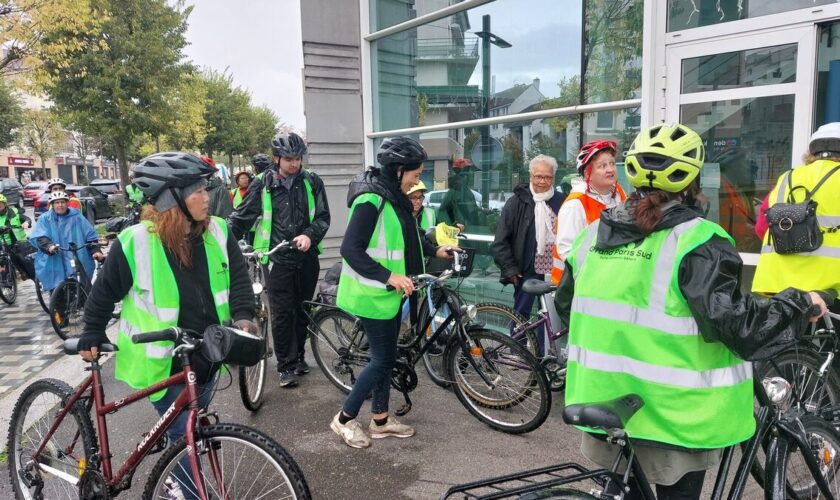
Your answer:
[332,136,453,449]
[553,124,828,499]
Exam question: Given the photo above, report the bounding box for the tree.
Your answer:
[200,69,252,158]
[583,0,643,102]
[247,105,278,156]
[34,0,191,188]
[138,69,210,155]
[0,79,23,148]
[19,108,65,179]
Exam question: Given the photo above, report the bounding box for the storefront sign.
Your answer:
[8,156,34,166]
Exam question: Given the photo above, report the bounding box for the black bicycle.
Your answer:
[0,226,18,304]
[48,241,106,340]
[306,251,552,434]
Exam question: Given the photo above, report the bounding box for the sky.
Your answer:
[181,0,307,131]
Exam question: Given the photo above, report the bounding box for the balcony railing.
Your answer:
[416,37,479,59]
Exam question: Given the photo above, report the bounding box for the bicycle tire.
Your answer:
[417,287,456,388]
[779,415,840,498]
[238,295,271,411]
[474,302,538,356]
[33,275,49,314]
[0,254,18,304]
[447,328,551,434]
[8,378,97,500]
[748,348,840,489]
[309,308,368,394]
[144,422,311,499]
[48,280,87,340]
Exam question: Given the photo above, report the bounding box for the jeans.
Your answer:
[268,254,319,372]
[513,272,546,355]
[342,314,400,417]
[150,377,216,500]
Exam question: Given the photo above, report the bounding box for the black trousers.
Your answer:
[10,241,35,281]
[268,254,319,372]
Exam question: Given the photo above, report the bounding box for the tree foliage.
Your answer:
[19,108,65,177]
[0,79,24,148]
[33,0,191,185]
[201,69,252,157]
[247,105,278,156]
[583,0,643,102]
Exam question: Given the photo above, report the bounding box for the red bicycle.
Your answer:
[7,326,311,499]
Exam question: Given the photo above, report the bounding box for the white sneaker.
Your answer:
[368,416,415,439]
[330,412,371,449]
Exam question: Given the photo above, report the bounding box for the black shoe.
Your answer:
[295,359,310,375]
[278,370,299,388]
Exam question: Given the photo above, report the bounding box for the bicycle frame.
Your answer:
[28,355,216,498]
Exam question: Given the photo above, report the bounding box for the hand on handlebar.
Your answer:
[434,245,461,260]
[807,291,830,322]
[387,273,414,297]
[293,234,311,252]
[234,318,258,334]
[92,252,105,262]
[48,244,60,255]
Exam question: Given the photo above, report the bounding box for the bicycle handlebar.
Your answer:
[131,327,180,344]
[240,240,292,259]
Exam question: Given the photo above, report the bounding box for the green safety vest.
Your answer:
[418,207,436,231]
[253,172,321,263]
[125,184,143,204]
[337,193,421,319]
[565,218,754,449]
[230,188,245,208]
[0,208,26,246]
[115,217,231,401]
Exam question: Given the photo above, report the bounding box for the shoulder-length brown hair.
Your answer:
[140,205,209,268]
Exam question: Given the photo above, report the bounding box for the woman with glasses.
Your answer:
[491,154,565,355]
[551,140,627,285]
[407,181,436,231]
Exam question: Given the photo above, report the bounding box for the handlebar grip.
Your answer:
[132,328,177,344]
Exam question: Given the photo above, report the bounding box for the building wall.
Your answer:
[300,0,366,268]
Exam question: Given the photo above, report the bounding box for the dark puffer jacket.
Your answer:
[491,183,565,285]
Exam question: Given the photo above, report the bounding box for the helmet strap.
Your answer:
[170,187,196,224]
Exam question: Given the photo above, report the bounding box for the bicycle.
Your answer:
[7,326,311,499]
[306,250,552,434]
[236,239,290,411]
[48,241,106,340]
[0,226,19,304]
[442,374,840,499]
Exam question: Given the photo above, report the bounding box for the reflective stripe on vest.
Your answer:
[0,209,26,245]
[115,217,232,401]
[252,173,321,264]
[565,217,753,449]
[231,188,245,208]
[336,193,407,319]
[753,160,840,295]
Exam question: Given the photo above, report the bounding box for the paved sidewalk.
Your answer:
[0,278,63,397]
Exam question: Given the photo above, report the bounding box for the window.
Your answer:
[595,110,613,130]
[815,21,840,129]
[667,0,838,32]
[681,44,797,93]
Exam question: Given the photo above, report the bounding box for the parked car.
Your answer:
[89,179,123,210]
[0,178,24,210]
[424,189,482,210]
[488,191,514,211]
[22,181,48,206]
[34,185,113,223]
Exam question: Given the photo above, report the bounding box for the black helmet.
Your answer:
[376,137,427,167]
[251,153,271,173]
[271,132,307,158]
[133,152,216,202]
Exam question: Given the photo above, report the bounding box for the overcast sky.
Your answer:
[182,0,307,131]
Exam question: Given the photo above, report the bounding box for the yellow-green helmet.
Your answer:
[625,123,705,193]
[0,194,6,204]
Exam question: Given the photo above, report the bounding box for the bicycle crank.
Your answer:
[392,361,418,416]
[541,356,566,392]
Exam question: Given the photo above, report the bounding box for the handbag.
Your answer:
[765,165,840,255]
[201,324,264,366]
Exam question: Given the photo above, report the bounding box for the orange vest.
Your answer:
[550,185,627,284]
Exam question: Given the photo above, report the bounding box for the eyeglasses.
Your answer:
[409,195,425,202]
[531,175,554,182]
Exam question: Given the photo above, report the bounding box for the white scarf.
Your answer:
[530,183,554,255]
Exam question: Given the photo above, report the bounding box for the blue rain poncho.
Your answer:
[30,208,98,291]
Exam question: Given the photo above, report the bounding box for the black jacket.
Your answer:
[491,183,565,284]
[207,177,233,219]
[229,166,331,267]
[554,200,816,361]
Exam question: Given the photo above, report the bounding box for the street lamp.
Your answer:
[475,14,511,209]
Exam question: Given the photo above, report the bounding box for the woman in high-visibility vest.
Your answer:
[230,170,253,208]
[407,180,436,231]
[76,152,256,467]
[554,123,829,499]
[332,137,453,449]
[551,140,626,284]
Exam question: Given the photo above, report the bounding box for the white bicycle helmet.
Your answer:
[809,122,840,158]
[47,178,67,190]
[48,191,70,203]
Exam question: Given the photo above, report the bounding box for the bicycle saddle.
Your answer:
[63,338,118,355]
[562,394,644,431]
[522,279,556,296]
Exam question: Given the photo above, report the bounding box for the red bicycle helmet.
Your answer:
[576,140,617,175]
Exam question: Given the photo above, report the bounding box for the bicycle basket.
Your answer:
[201,325,265,366]
[425,246,476,278]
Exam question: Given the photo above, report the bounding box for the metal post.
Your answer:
[480,14,491,209]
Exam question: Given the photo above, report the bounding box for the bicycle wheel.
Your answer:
[33,275,50,314]
[780,415,840,499]
[0,254,18,304]
[144,423,311,499]
[309,308,368,394]
[474,302,538,356]
[8,378,97,500]
[238,295,271,411]
[49,280,88,340]
[418,287,456,388]
[447,328,551,434]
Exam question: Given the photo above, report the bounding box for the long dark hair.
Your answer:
[628,190,682,236]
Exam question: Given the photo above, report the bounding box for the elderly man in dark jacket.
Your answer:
[491,155,565,353]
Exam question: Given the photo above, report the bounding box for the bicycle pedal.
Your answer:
[146,433,168,454]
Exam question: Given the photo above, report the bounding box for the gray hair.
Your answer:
[529,154,558,175]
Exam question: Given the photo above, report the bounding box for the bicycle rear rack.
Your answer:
[441,462,616,499]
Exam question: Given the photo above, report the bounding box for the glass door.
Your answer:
[665,26,816,260]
